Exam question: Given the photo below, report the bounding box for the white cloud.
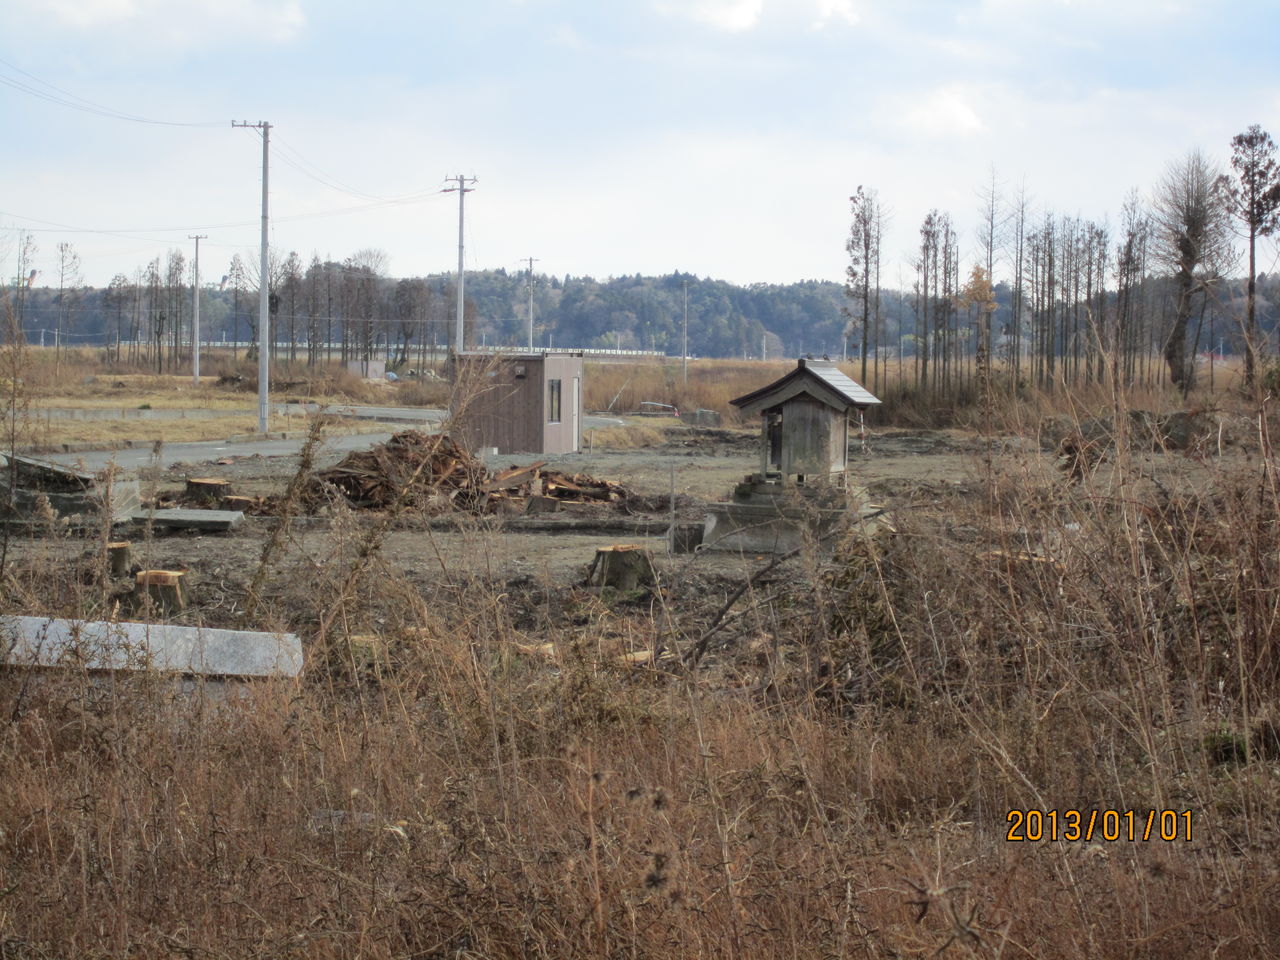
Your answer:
[693,0,764,31]
[656,0,861,32]
[811,0,859,28]
[890,85,986,139]
[41,0,305,45]
[549,23,586,49]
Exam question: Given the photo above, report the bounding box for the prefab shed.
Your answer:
[451,352,584,455]
[730,358,880,483]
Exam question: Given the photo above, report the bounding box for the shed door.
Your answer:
[571,376,581,452]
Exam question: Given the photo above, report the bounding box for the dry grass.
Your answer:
[585,360,787,423]
[2,352,1280,957]
[21,413,387,449]
[585,423,668,450]
[585,357,1254,430]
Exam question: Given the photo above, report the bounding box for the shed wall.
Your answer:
[779,397,839,477]
[451,354,583,455]
[541,354,584,454]
[453,357,545,454]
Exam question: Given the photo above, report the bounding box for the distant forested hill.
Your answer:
[8,267,878,361]
[9,263,1277,367]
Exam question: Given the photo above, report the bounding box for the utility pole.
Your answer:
[443,175,477,355]
[524,255,539,350]
[189,234,206,385]
[233,120,271,432]
[682,279,689,384]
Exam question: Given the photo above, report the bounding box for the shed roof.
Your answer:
[730,358,880,417]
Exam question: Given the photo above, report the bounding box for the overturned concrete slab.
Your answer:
[0,453,140,524]
[136,508,244,532]
[0,615,302,678]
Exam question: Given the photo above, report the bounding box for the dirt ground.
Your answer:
[7,419,1244,635]
[0,424,994,629]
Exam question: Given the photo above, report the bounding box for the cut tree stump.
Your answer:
[107,541,132,577]
[221,495,258,511]
[186,478,231,501]
[586,544,656,591]
[134,569,187,615]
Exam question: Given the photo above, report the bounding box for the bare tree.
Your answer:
[1151,150,1232,389]
[164,249,186,369]
[54,242,81,365]
[1221,125,1280,386]
[976,167,1007,382]
[226,255,249,359]
[104,273,131,363]
[280,251,303,363]
[843,186,880,385]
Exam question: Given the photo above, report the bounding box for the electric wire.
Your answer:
[0,55,223,127]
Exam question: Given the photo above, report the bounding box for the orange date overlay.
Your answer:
[1006,809,1193,842]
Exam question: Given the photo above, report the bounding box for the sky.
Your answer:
[1,0,1278,290]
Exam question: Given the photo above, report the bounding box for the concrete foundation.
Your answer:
[701,474,860,555]
[137,508,244,532]
[702,501,844,554]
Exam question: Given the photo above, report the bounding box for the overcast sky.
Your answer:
[1,0,1277,289]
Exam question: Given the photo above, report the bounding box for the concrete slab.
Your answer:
[701,501,846,554]
[0,615,302,678]
[137,508,244,531]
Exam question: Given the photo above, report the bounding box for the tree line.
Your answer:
[842,125,1280,399]
[3,126,1278,383]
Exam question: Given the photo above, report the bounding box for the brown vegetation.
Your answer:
[1,355,1279,956]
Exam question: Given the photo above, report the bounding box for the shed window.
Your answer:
[547,379,562,423]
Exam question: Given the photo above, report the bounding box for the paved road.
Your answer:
[279,402,624,430]
[38,404,627,473]
[42,432,400,473]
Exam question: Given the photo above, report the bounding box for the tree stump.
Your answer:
[586,545,656,591]
[186,478,231,502]
[107,541,132,577]
[134,570,187,615]
[221,495,258,511]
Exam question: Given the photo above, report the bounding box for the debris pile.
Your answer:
[302,431,630,515]
[0,454,139,524]
[309,432,488,510]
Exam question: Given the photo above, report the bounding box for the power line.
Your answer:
[0,187,453,242]
[0,55,223,127]
[272,137,446,205]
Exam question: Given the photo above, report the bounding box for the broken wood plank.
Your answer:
[483,461,547,492]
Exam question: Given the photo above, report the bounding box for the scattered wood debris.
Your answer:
[156,431,635,518]
[302,431,631,515]
[306,432,488,510]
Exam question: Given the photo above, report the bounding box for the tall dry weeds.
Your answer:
[2,357,1280,957]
